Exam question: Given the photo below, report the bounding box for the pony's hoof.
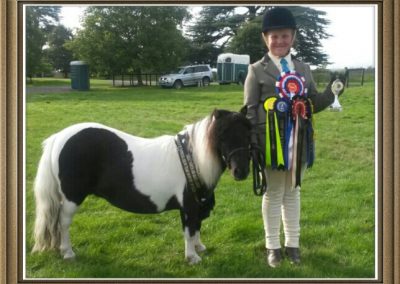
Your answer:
[196,243,207,252]
[186,254,202,265]
[63,250,76,260]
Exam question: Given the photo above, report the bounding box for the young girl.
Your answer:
[244,7,341,268]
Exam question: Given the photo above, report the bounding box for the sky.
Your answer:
[59,5,376,69]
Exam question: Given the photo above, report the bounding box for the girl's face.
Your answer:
[263,29,295,58]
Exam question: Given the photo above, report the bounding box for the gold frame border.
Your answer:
[1,0,399,283]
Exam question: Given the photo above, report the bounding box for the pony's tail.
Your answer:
[32,134,62,252]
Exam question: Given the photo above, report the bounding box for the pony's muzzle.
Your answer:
[232,166,250,181]
[225,147,250,181]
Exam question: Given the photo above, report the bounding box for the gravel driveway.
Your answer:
[26,86,73,94]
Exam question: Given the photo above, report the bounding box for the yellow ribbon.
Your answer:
[264,98,276,167]
[274,112,285,168]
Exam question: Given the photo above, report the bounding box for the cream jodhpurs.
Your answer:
[262,169,303,249]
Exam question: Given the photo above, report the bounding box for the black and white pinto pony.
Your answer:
[32,108,251,264]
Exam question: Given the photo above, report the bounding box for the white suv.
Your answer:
[159,65,213,89]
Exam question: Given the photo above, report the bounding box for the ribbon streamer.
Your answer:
[291,114,299,188]
[273,112,285,169]
[274,98,289,169]
[268,110,277,168]
[306,99,315,168]
[295,118,304,188]
[259,72,317,192]
[291,99,308,189]
[265,111,271,166]
[264,98,276,167]
[306,121,315,168]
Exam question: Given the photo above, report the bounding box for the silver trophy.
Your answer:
[329,79,344,111]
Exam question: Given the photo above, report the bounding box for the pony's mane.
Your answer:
[183,110,250,190]
[184,114,223,189]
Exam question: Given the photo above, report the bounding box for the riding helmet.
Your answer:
[262,7,297,33]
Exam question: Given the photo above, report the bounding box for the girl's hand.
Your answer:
[328,73,346,97]
[331,79,345,96]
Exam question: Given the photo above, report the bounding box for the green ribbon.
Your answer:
[274,112,285,169]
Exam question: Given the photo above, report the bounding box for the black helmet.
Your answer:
[262,7,296,33]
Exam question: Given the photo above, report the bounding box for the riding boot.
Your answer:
[266,248,282,268]
[285,247,301,265]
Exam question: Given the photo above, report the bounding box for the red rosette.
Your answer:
[292,96,310,120]
[275,71,307,99]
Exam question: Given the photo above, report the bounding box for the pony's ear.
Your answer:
[212,108,222,119]
[240,105,248,116]
[212,109,232,121]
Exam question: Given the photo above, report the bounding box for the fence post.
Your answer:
[344,67,349,88]
[361,68,365,86]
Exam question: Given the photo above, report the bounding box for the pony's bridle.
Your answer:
[223,140,268,196]
[222,146,250,169]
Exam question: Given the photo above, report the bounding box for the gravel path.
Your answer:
[26,86,73,94]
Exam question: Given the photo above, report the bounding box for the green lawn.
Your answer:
[25,79,376,279]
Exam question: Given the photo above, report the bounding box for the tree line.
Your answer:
[26,6,331,82]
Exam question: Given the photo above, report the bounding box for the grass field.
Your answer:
[25,78,376,279]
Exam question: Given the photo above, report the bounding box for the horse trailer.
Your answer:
[217,53,250,85]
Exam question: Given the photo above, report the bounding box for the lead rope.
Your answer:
[250,143,267,196]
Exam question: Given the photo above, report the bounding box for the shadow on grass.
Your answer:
[27,244,186,279]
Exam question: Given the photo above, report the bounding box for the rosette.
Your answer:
[274,98,290,114]
[275,71,307,99]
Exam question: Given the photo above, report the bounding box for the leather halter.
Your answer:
[222,147,250,169]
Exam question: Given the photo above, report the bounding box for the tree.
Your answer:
[186,6,247,65]
[45,25,74,78]
[226,19,264,63]
[190,6,331,67]
[26,6,60,81]
[187,6,263,49]
[289,6,331,66]
[185,42,221,66]
[66,6,191,81]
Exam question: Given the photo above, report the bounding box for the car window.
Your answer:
[197,66,210,72]
[184,67,195,74]
[171,68,185,74]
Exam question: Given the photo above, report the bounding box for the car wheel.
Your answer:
[202,77,210,86]
[173,80,183,89]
